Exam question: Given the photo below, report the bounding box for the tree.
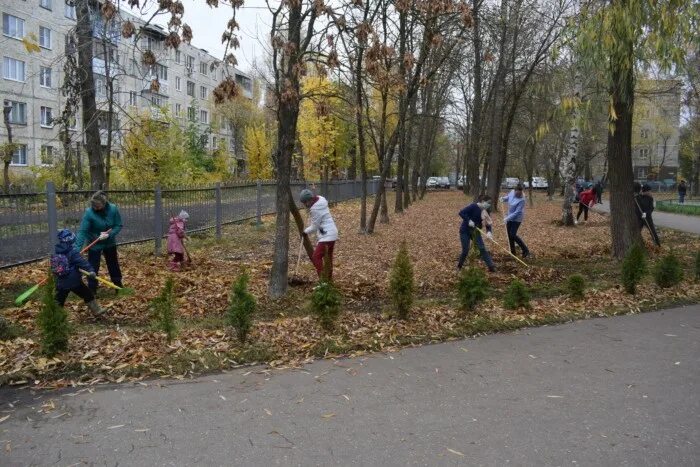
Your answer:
[243,123,273,180]
[575,0,698,258]
[298,77,341,182]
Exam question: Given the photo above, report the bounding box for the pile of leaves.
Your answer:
[1,192,699,387]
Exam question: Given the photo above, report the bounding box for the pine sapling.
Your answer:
[567,274,586,300]
[310,281,342,331]
[227,272,256,343]
[389,241,414,319]
[654,252,684,288]
[151,277,177,343]
[457,267,489,312]
[621,243,646,294]
[695,251,700,281]
[503,279,531,310]
[37,273,69,356]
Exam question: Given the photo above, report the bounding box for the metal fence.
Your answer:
[0,180,381,269]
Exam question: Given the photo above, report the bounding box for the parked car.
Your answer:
[437,177,451,189]
[502,177,520,189]
[523,177,549,190]
[457,176,464,189]
[426,177,439,188]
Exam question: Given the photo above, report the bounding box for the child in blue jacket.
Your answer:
[51,229,104,315]
[457,195,495,272]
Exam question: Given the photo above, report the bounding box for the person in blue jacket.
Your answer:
[457,195,495,272]
[75,191,124,294]
[501,184,530,258]
[52,229,104,314]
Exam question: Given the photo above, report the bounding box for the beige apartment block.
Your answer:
[0,0,253,180]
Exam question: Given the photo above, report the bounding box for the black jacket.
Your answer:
[634,194,654,220]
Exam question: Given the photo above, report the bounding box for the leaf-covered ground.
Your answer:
[1,191,699,388]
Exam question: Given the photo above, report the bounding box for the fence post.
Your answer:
[46,182,58,255]
[256,180,262,227]
[154,184,163,256]
[215,182,222,239]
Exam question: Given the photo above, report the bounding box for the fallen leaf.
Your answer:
[321,413,336,419]
[446,448,464,457]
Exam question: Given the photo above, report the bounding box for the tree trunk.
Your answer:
[3,105,13,193]
[76,0,105,190]
[607,61,642,258]
[467,0,483,198]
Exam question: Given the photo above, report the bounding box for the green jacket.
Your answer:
[75,202,123,252]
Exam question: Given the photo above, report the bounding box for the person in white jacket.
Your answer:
[300,189,339,280]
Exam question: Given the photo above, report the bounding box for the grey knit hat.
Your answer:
[300,189,314,203]
[90,191,108,209]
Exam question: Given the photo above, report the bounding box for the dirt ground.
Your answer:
[1,191,699,388]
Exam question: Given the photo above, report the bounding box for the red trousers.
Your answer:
[311,241,335,280]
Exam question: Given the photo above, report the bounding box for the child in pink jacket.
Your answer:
[167,210,189,271]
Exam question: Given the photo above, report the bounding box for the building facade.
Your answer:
[0,0,253,179]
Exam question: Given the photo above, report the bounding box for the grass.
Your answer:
[656,200,700,216]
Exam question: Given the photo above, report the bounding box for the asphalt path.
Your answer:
[2,305,699,466]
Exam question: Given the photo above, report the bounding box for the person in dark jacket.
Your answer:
[457,195,495,272]
[52,229,104,314]
[634,183,660,246]
[594,181,603,203]
[678,180,687,204]
[75,191,124,294]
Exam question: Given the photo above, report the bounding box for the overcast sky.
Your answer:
[144,0,273,73]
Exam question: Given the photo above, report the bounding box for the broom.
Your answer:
[288,236,308,286]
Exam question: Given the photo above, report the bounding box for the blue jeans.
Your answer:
[458,229,494,270]
[506,221,529,257]
[679,193,685,204]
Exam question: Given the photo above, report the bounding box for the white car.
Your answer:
[426,177,438,188]
[503,177,520,189]
[523,177,549,189]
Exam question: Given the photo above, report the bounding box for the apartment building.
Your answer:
[0,0,253,176]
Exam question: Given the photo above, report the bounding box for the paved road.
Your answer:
[2,305,699,466]
[594,200,700,235]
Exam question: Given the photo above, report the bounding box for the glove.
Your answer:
[641,213,647,219]
[89,272,97,279]
[486,231,493,241]
[468,220,475,228]
[98,231,109,241]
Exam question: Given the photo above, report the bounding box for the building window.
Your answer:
[64,1,76,19]
[129,91,137,106]
[11,144,27,166]
[636,166,647,179]
[200,110,208,124]
[640,129,649,139]
[39,26,52,49]
[41,145,54,165]
[185,55,194,72]
[187,106,195,121]
[95,76,106,98]
[155,63,167,81]
[186,80,195,97]
[175,50,181,64]
[2,14,25,40]
[3,57,26,82]
[4,100,27,124]
[175,103,181,116]
[212,136,217,149]
[639,148,650,159]
[40,0,52,10]
[199,62,208,75]
[40,66,52,87]
[175,76,181,91]
[40,106,53,127]
[200,86,207,99]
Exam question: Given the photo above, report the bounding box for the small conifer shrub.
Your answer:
[457,267,489,311]
[503,279,531,310]
[389,241,414,319]
[654,252,684,288]
[227,272,256,343]
[37,274,69,356]
[567,274,586,300]
[621,243,646,294]
[151,277,177,342]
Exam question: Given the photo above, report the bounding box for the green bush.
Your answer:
[37,274,70,356]
[151,277,177,342]
[654,252,684,288]
[227,272,256,343]
[621,243,646,294]
[695,251,700,281]
[310,281,342,331]
[0,316,23,341]
[389,241,414,319]
[457,267,489,311]
[503,279,531,310]
[567,274,586,300]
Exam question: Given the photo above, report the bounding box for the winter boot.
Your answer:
[87,300,105,315]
